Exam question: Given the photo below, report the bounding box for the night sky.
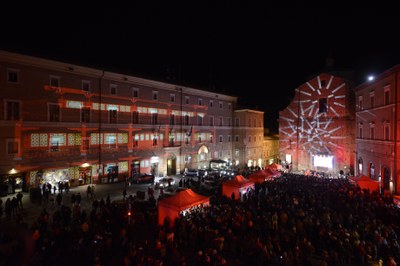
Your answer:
[1,5,400,133]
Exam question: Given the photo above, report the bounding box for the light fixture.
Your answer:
[9,168,17,174]
[82,162,90,168]
[367,75,375,81]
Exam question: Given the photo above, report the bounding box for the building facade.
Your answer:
[279,72,355,175]
[263,134,279,166]
[0,50,243,194]
[354,65,400,194]
[232,109,265,169]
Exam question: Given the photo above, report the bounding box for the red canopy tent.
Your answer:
[348,174,380,192]
[357,175,380,192]
[269,163,283,171]
[249,170,268,184]
[265,167,282,178]
[158,189,209,226]
[222,175,254,200]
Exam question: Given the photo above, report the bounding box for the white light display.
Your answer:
[313,155,333,168]
[285,154,292,163]
[280,75,346,155]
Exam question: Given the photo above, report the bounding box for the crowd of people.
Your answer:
[1,173,400,265]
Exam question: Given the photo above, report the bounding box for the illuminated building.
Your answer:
[233,109,266,168]
[279,72,355,175]
[354,65,400,194]
[263,133,279,166]
[0,50,258,193]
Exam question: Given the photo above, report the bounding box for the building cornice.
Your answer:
[0,50,238,102]
[234,109,264,114]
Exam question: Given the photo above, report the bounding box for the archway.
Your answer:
[369,162,375,179]
[358,158,363,175]
[382,166,390,190]
[167,153,177,176]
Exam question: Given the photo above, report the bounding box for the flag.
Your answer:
[186,126,193,137]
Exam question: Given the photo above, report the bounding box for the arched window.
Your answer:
[369,162,375,179]
[358,158,363,175]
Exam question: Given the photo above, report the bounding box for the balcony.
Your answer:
[24,147,81,160]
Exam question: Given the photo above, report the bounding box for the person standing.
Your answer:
[122,187,127,200]
[16,191,23,209]
[56,193,62,206]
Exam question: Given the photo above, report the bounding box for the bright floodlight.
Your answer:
[368,75,375,81]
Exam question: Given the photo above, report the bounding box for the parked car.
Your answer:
[184,168,199,177]
[155,177,175,188]
[130,174,155,184]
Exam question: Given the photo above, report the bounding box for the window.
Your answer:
[7,139,19,155]
[185,96,190,105]
[210,135,213,143]
[219,135,223,143]
[319,98,328,113]
[170,94,175,103]
[370,163,375,179]
[184,115,189,125]
[253,118,256,127]
[50,76,60,87]
[132,88,139,98]
[5,101,20,120]
[198,116,203,126]
[81,107,90,123]
[198,98,203,106]
[209,100,213,108]
[105,134,117,145]
[358,96,363,111]
[384,87,390,105]
[370,92,375,109]
[219,117,223,126]
[254,136,257,142]
[49,103,60,122]
[82,80,90,92]
[50,134,65,152]
[228,103,232,110]
[235,149,239,156]
[133,135,139,147]
[109,110,117,123]
[370,125,375,140]
[235,118,240,127]
[228,135,231,142]
[170,114,175,125]
[153,135,158,146]
[219,101,223,109]
[248,136,251,142]
[248,119,251,127]
[359,126,363,138]
[219,151,223,158]
[105,134,117,149]
[151,113,158,125]
[152,91,158,100]
[235,135,239,142]
[132,111,139,124]
[7,69,19,83]
[384,124,390,141]
[228,117,232,126]
[209,116,214,126]
[110,84,117,95]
